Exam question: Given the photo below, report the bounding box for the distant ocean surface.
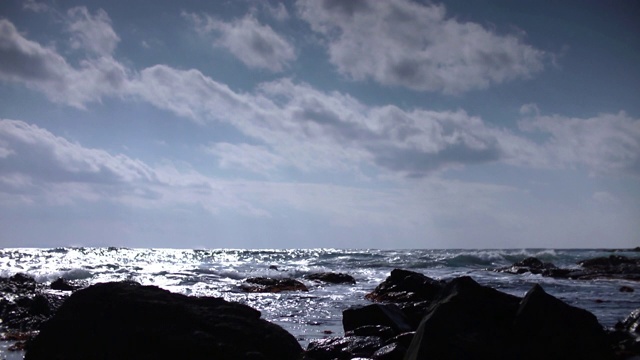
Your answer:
[1,248,639,348]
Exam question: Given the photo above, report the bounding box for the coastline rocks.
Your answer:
[405,277,613,360]
[241,277,309,293]
[495,255,640,281]
[25,281,303,360]
[306,272,356,284]
[365,269,443,303]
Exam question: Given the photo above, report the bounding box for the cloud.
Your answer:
[206,142,288,175]
[0,18,128,108]
[0,119,270,215]
[2,13,636,181]
[261,2,290,21]
[67,6,120,56]
[296,0,545,93]
[0,119,156,185]
[23,0,50,13]
[186,13,295,72]
[519,111,640,176]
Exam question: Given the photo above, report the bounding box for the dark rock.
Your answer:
[616,308,640,336]
[493,256,560,276]
[620,285,634,293]
[306,272,356,284]
[305,336,383,360]
[579,255,639,268]
[1,273,37,294]
[513,284,613,360]
[50,278,76,291]
[495,255,640,281]
[397,300,431,329]
[242,277,309,293]
[343,304,413,334]
[25,281,302,360]
[365,269,443,303]
[611,308,640,358]
[385,332,414,348]
[0,274,66,335]
[405,276,520,360]
[345,325,395,341]
[372,342,406,360]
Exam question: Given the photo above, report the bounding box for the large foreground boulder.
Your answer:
[25,281,302,360]
[405,278,613,360]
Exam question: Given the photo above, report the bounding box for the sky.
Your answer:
[0,0,639,249]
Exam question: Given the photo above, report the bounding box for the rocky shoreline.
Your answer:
[0,253,638,359]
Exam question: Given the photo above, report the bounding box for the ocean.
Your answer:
[0,247,638,357]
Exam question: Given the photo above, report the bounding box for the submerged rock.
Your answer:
[306,272,356,284]
[50,278,76,291]
[25,281,303,360]
[242,277,309,293]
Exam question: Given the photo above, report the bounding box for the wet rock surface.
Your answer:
[365,268,444,303]
[241,277,309,292]
[0,274,67,350]
[306,272,357,284]
[25,281,303,360]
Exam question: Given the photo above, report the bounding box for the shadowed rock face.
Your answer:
[25,281,303,360]
[365,269,444,303]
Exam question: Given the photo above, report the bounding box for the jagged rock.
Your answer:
[343,304,413,334]
[306,272,356,284]
[25,281,302,360]
[0,275,66,334]
[242,277,309,293]
[405,278,614,360]
[513,284,612,359]
[405,276,520,360]
[304,336,384,360]
[365,269,443,303]
[1,273,37,294]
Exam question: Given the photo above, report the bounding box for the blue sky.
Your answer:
[0,0,638,249]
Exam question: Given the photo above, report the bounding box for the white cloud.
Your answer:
[519,111,640,176]
[206,142,288,175]
[67,7,120,56]
[0,19,128,108]
[187,13,295,72]
[262,2,290,21]
[592,191,619,205]
[296,0,545,93]
[23,0,50,13]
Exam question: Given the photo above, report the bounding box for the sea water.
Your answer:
[0,248,638,358]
